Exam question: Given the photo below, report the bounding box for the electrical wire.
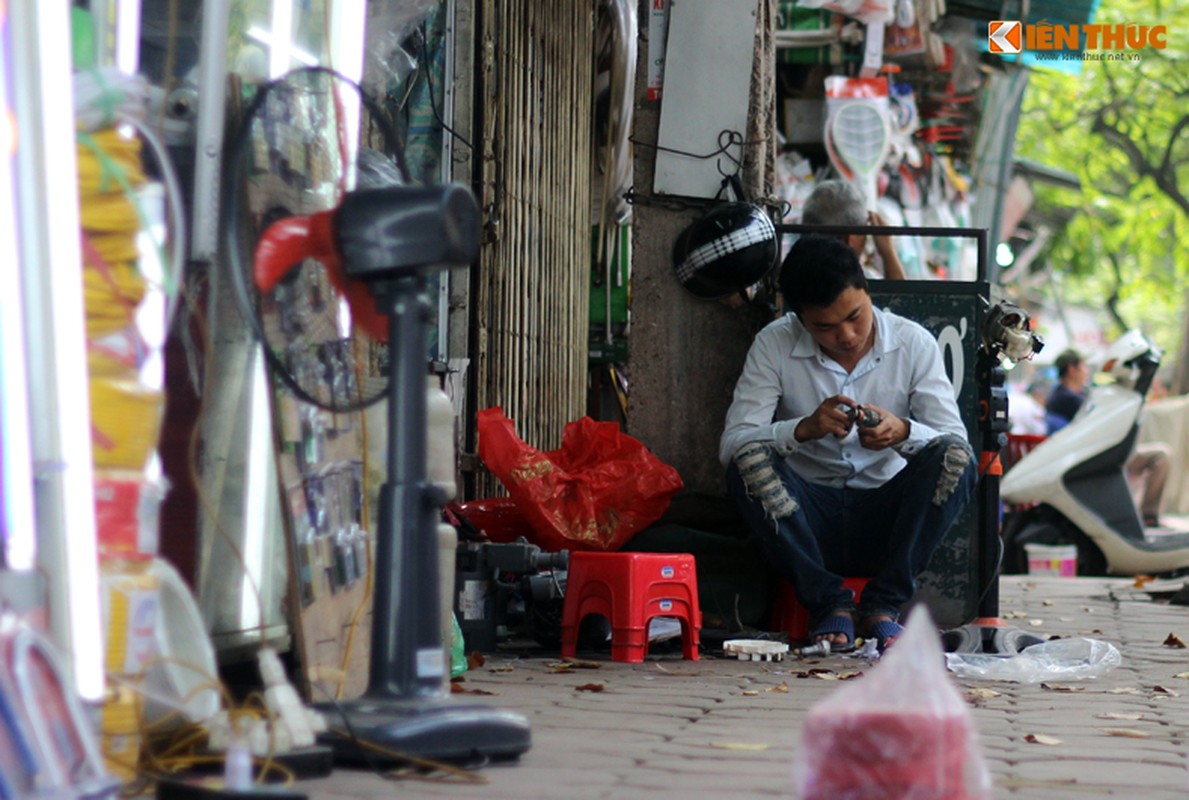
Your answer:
[334,337,376,700]
[185,298,269,647]
[415,21,474,156]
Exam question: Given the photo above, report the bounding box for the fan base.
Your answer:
[315,695,531,766]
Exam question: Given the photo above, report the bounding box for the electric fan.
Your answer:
[222,66,530,764]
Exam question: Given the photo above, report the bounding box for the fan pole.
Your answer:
[316,273,531,764]
[370,274,439,698]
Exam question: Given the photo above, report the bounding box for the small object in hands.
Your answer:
[842,404,882,428]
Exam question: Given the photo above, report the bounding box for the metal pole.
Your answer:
[369,276,444,699]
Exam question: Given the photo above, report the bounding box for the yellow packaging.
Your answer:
[87,325,148,379]
[90,377,164,470]
[79,190,142,233]
[100,683,144,781]
[85,230,140,265]
[83,260,146,338]
[101,567,161,677]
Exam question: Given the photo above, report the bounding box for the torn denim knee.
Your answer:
[733,442,798,518]
[932,435,974,507]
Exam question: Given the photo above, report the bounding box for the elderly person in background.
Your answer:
[800,179,907,281]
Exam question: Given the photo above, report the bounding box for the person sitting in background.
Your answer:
[1045,350,1091,425]
[1008,378,1052,436]
[800,179,907,281]
[1046,348,1170,528]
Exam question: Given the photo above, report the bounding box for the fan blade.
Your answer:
[309,209,390,343]
[253,216,314,292]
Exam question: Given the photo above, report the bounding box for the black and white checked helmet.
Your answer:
[672,203,778,299]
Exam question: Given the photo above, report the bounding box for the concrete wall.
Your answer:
[626,0,775,498]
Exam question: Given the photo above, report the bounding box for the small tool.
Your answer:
[842,404,881,428]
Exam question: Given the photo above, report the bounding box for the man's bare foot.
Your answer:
[812,610,855,648]
[859,614,904,652]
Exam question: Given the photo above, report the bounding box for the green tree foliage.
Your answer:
[1013,0,1188,382]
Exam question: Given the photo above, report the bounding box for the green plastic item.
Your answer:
[450,613,467,678]
[71,7,97,70]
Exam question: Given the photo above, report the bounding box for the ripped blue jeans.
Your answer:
[725,434,976,627]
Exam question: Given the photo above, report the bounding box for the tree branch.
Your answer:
[1104,249,1128,332]
[1092,110,1189,216]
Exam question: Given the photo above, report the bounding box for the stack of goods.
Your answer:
[74,65,174,782]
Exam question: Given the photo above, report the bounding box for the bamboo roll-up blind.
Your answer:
[473,0,595,497]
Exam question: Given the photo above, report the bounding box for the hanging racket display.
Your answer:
[827,101,892,212]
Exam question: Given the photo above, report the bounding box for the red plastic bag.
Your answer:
[791,609,992,800]
[476,407,684,552]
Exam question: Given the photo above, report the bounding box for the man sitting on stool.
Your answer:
[719,235,976,652]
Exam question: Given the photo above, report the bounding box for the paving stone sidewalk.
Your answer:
[295,575,1189,799]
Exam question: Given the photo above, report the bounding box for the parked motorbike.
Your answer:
[1000,330,1189,576]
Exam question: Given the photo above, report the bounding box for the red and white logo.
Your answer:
[988,20,1022,54]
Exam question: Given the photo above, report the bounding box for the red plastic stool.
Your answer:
[771,577,870,641]
[560,552,701,663]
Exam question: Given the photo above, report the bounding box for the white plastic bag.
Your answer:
[945,637,1122,683]
[792,608,992,800]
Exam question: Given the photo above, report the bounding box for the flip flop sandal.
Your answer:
[810,612,856,653]
[868,619,905,653]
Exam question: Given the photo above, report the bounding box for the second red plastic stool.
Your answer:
[771,577,870,641]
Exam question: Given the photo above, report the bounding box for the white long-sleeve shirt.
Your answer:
[718,305,968,489]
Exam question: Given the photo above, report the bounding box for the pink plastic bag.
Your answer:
[792,609,992,800]
[477,407,684,553]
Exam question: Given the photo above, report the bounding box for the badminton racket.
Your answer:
[828,101,891,211]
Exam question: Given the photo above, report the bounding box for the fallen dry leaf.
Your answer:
[1133,574,1155,587]
[564,659,603,669]
[1108,687,1143,695]
[1163,633,1187,649]
[710,741,770,751]
[653,663,700,676]
[1042,600,1054,606]
[1025,734,1062,745]
[766,682,789,693]
[1081,606,1095,613]
[1003,611,1027,619]
[1099,728,1150,739]
[450,684,499,695]
[1095,712,1143,721]
[467,651,486,669]
[488,664,515,673]
[742,689,760,696]
[838,671,864,680]
[1151,685,1180,697]
[814,672,840,681]
[1041,683,1084,693]
[1028,619,1045,627]
[1174,672,1189,680]
[965,687,1002,702]
[575,683,605,692]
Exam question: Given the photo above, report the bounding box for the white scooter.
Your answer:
[1000,330,1189,576]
